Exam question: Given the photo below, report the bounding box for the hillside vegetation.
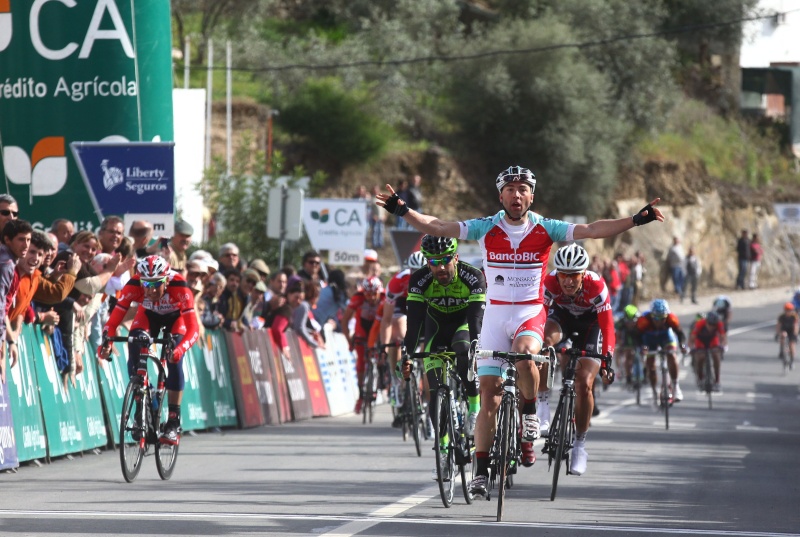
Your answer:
[174,0,798,231]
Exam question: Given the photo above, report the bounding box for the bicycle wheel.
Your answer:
[496,395,513,522]
[633,354,642,406]
[434,389,456,508]
[704,350,714,410]
[119,381,146,483]
[550,392,571,501]
[155,397,179,480]
[408,372,423,457]
[460,435,475,505]
[661,367,670,431]
[362,364,374,425]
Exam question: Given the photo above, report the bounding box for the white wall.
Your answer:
[740,0,800,67]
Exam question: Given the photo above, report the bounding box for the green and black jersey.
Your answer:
[404,261,486,351]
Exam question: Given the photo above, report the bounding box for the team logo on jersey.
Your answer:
[494,275,505,285]
[0,0,11,53]
[3,137,68,196]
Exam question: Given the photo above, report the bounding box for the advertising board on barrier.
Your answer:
[242,331,280,425]
[267,335,293,423]
[295,337,331,418]
[302,199,368,253]
[7,325,46,464]
[285,335,313,421]
[195,331,237,429]
[93,337,129,444]
[316,326,360,416]
[225,333,264,428]
[0,378,18,470]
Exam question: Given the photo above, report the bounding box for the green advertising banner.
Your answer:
[33,327,106,457]
[0,0,174,229]
[92,332,131,444]
[7,325,47,462]
[181,331,237,431]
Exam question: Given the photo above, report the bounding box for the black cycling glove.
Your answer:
[382,193,410,217]
[632,203,657,226]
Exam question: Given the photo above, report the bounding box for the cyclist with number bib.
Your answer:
[636,299,686,404]
[399,235,486,476]
[538,243,615,476]
[341,276,385,414]
[381,251,427,426]
[376,165,663,498]
[98,255,199,445]
[690,310,726,392]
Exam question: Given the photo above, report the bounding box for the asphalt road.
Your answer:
[1,300,799,537]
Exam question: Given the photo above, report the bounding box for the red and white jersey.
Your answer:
[543,270,612,317]
[459,211,572,304]
[346,291,384,322]
[385,269,410,305]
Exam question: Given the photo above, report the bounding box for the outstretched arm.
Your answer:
[574,198,664,240]
[375,184,460,238]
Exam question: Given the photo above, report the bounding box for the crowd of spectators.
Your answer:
[0,193,367,390]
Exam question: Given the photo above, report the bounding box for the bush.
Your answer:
[279,77,391,167]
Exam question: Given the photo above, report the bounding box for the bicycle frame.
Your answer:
[643,346,672,430]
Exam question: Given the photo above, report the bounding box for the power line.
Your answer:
[175,8,800,74]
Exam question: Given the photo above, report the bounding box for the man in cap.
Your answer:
[249,259,270,282]
[169,219,194,276]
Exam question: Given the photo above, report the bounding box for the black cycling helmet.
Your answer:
[420,235,458,258]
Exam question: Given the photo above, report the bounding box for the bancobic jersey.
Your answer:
[385,268,410,306]
[407,262,486,314]
[543,270,611,317]
[459,211,573,303]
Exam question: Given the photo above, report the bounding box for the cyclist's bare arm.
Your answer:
[573,198,663,240]
[379,301,393,346]
[375,184,460,237]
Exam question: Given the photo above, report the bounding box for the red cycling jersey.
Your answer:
[542,270,615,355]
[385,269,410,315]
[691,318,725,348]
[346,290,385,338]
[105,270,199,359]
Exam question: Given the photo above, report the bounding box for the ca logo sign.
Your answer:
[311,209,330,223]
[0,0,11,52]
[3,137,68,196]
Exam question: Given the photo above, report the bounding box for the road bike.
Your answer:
[471,344,556,522]
[778,331,794,374]
[694,347,719,409]
[543,345,614,501]
[396,349,427,457]
[643,346,673,430]
[361,343,381,424]
[102,329,179,483]
[630,347,645,406]
[412,347,475,508]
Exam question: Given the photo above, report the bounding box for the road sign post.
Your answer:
[267,186,304,267]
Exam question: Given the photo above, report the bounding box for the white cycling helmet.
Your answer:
[137,255,170,281]
[407,251,426,270]
[495,166,536,193]
[361,276,384,294]
[553,243,589,273]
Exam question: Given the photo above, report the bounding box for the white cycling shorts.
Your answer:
[477,303,546,377]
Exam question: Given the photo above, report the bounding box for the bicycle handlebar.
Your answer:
[557,347,616,384]
[100,334,174,362]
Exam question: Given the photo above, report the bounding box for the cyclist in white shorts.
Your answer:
[376,165,664,498]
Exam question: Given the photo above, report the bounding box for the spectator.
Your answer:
[736,230,750,290]
[297,250,325,286]
[218,269,246,331]
[218,243,245,272]
[749,233,763,289]
[667,236,686,301]
[0,194,19,233]
[269,279,305,356]
[684,246,702,304]
[50,218,74,252]
[362,249,381,280]
[201,272,227,330]
[395,179,412,229]
[369,185,387,249]
[352,185,368,200]
[168,219,194,275]
[603,259,621,312]
[98,215,124,254]
[239,268,263,325]
[262,270,288,327]
[630,251,646,305]
[0,220,33,382]
[315,269,349,331]
[292,280,325,349]
[243,279,268,330]
[408,174,424,214]
[248,259,270,282]
[190,249,219,275]
[128,220,153,258]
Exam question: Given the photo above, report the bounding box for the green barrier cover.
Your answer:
[7,325,47,462]
[181,331,237,431]
[33,328,107,456]
[92,332,131,445]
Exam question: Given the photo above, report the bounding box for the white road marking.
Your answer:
[736,424,779,432]
[728,320,775,336]
[0,510,797,536]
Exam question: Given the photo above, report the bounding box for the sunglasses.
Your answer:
[245,279,258,285]
[142,278,167,289]
[223,252,239,257]
[427,255,453,267]
[557,271,583,278]
[306,260,321,265]
[652,314,667,321]
[0,209,19,217]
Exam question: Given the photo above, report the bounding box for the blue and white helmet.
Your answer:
[650,299,670,319]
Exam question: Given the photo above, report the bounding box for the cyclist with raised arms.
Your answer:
[537,243,615,476]
[341,276,385,414]
[376,165,663,498]
[381,251,426,426]
[690,310,726,392]
[636,299,687,404]
[400,236,486,469]
[98,255,199,445]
